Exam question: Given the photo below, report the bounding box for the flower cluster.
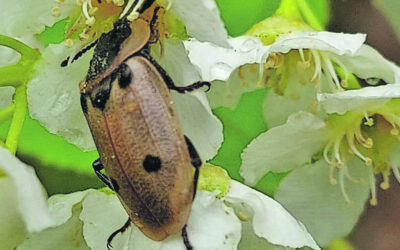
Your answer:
[1,0,400,249]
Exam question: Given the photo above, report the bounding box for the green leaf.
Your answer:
[297,0,331,30]
[215,0,282,36]
[38,18,68,46]
[0,114,102,195]
[210,88,287,196]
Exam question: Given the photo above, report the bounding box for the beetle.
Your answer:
[78,1,210,249]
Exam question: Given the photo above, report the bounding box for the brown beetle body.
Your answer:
[78,1,209,248]
[81,55,194,240]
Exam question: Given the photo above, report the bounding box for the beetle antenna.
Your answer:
[60,39,98,67]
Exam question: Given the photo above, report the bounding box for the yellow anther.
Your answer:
[369,198,378,206]
[56,0,65,3]
[364,138,373,148]
[113,0,124,6]
[390,128,399,136]
[330,178,337,185]
[236,211,251,222]
[64,38,74,47]
[86,16,95,25]
[365,157,373,167]
[89,7,98,15]
[380,182,390,190]
[52,7,61,17]
[79,32,90,41]
[336,161,344,169]
[127,12,140,21]
[348,200,355,206]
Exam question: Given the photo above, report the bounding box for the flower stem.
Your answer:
[295,0,324,30]
[6,85,28,154]
[0,35,40,155]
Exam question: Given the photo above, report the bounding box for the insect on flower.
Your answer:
[68,0,211,249]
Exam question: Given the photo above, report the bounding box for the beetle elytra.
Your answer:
[78,1,210,249]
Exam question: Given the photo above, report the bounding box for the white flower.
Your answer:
[18,165,319,250]
[0,147,54,249]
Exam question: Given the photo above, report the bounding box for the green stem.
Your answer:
[0,35,39,60]
[0,65,25,87]
[0,104,15,124]
[276,0,303,20]
[296,0,324,30]
[6,85,27,154]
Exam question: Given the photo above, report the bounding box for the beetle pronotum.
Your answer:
[77,1,210,249]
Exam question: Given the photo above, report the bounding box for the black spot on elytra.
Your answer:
[143,155,162,172]
[80,95,88,114]
[118,63,133,89]
[110,177,120,193]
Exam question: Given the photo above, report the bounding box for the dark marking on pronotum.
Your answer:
[143,154,162,172]
[118,63,133,89]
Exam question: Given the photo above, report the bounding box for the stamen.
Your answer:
[82,0,95,25]
[339,168,354,205]
[323,141,334,166]
[368,167,378,206]
[52,7,61,17]
[331,57,349,85]
[333,138,344,168]
[354,126,373,148]
[346,132,373,166]
[392,166,400,184]
[380,171,390,190]
[113,0,124,6]
[120,0,136,17]
[329,162,337,185]
[165,0,172,10]
[311,50,321,82]
[257,62,264,88]
[323,54,342,90]
[299,48,305,63]
[363,113,374,126]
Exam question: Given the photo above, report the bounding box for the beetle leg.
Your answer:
[107,218,132,250]
[139,51,211,93]
[181,224,193,250]
[92,158,115,191]
[184,136,201,200]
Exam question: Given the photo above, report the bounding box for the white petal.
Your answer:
[0,147,54,233]
[336,44,400,84]
[172,92,223,161]
[154,40,223,161]
[275,159,370,246]
[317,84,400,114]
[0,178,26,250]
[241,112,330,185]
[185,36,268,81]
[225,181,320,250]
[28,43,95,150]
[19,191,91,250]
[162,191,242,250]
[48,190,92,226]
[169,0,229,47]
[0,86,14,109]
[0,0,78,45]
[269,32,366,55]
[80,190,160,250]
[205,65,262,109]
